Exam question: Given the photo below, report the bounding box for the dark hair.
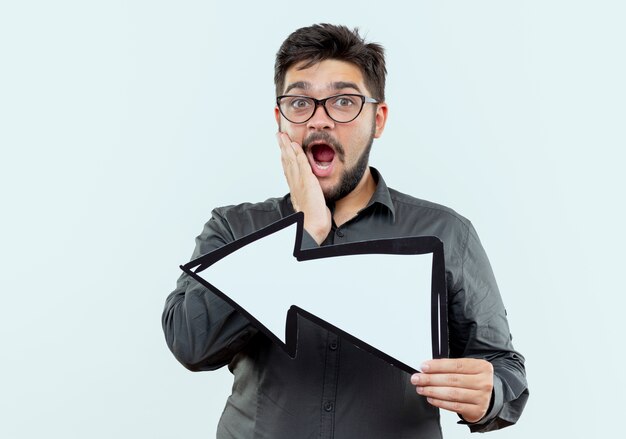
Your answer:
[274,24,387,101]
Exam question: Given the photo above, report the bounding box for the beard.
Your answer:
[322,136,373,203]
[301,125,376,204]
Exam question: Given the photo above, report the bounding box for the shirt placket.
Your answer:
[319,331,340,439]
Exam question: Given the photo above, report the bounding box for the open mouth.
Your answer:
[311,144,335,169]
[307,143,336,177]
[303,132,344,178]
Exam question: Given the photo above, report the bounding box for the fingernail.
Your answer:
[421,363,430,372]
[410,374,420,384]
[416,387,424,394]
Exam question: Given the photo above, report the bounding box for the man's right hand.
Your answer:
[277,132,331,245]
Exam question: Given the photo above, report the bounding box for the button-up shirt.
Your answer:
[162,168,528,438]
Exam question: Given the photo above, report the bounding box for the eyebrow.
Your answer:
[284,81,309,94]
[283,81,363,95]
[332,81,362,93]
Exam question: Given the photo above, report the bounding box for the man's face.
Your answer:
[275,59,388,202]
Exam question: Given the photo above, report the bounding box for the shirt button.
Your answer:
[329,341,338,351]
[336,229,344,237]
[324,402,334,412]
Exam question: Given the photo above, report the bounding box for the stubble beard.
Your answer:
[322,133,374,203]
[280,118,376,204]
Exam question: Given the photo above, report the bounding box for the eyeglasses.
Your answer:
[276,94,379,124]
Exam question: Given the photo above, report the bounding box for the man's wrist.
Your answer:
[303,222,330,245]
[458,374,504,428]
[300,229,321,249]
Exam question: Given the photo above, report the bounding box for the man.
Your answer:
[162,24,528,438]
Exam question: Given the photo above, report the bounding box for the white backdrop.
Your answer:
[1,1,624,438]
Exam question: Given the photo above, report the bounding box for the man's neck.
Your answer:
[333,168,377,227]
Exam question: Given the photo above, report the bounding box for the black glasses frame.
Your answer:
[276,93,379,124]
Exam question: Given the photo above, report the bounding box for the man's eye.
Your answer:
[290,99,312,109]
[333,96,356,107]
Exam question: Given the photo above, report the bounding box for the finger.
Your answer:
[424,397,485,422]
[282,135,307,165]
[415,385,479,405]
[277,132,303,156]
[277,133,307,174]
[277,133,297,165]
[411,373,488,390]
[420,358,492,375]
[277,133,299,177]
[280,137,315,184]
[276,131,292,150]
[292,142,311,171]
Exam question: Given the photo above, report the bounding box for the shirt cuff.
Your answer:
[457,373,504,431]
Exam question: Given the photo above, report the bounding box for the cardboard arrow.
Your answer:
[181,212,447,374]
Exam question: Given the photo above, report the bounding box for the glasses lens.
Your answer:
[278,94,366,123]
[325,95,363,123]
[279,96,315,123]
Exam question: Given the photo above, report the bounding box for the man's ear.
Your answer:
[374,103,388,139]
[275,106,282,130]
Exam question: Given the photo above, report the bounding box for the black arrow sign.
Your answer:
[181,212,448,374]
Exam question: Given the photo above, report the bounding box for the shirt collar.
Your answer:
[362,167,396,220]
[284,167,396,220]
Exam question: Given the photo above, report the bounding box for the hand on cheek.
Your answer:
[277,132,331,244]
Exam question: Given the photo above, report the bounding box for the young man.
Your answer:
[162,24,528,438]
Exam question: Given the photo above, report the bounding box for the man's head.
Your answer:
[274,24,387,103]
[274,24,388,203]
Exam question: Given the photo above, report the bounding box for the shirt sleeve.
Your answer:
[161,209,259,371]
[447,222,529,432]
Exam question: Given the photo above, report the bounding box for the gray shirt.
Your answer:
[162,168,528,438]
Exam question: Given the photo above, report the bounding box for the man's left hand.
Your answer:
[410,358,494,423]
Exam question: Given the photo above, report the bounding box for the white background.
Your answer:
[1,1,624,438]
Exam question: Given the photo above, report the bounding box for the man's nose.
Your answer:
[306,103,335,130]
